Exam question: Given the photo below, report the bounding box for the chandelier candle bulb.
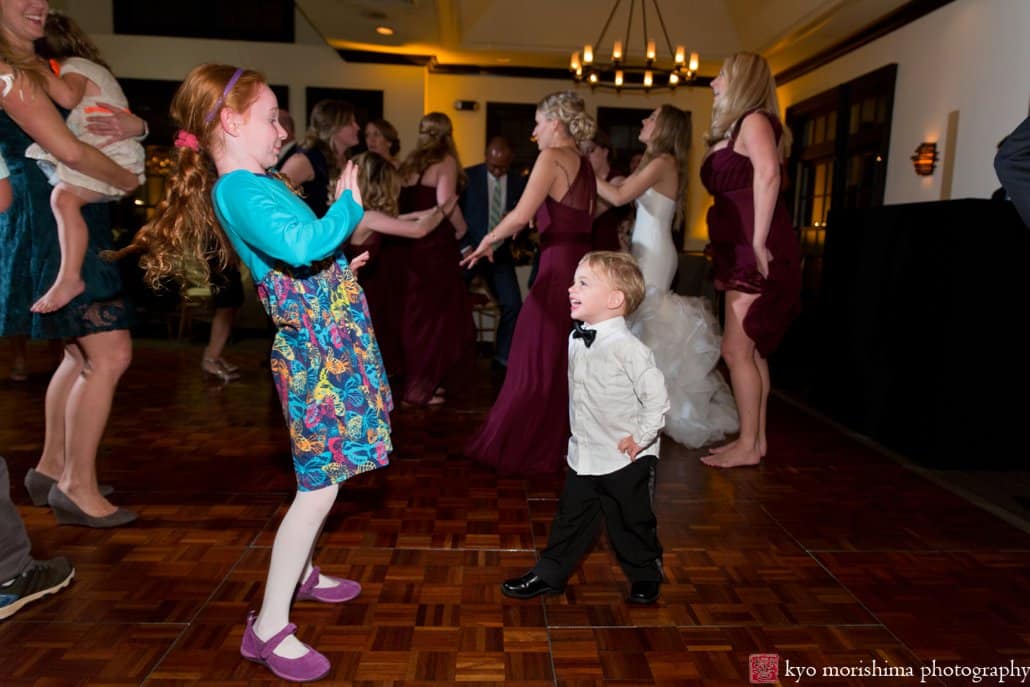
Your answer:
[571,3,696,92]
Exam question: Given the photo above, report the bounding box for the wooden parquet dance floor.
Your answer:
[1,338,1028,686]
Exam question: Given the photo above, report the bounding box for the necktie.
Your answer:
[572,321,596,348]
[489,176,503,231]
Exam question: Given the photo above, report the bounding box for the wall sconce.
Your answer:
[911,142,938,176]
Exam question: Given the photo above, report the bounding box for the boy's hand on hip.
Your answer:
[618,436,641,461]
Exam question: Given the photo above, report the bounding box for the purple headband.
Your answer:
[205,67,244,123]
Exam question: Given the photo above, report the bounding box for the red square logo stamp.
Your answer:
[749,653,780,684]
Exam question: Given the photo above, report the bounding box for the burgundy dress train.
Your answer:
[344,233,403,378]
[397,182,475,405]
[701,110,801,356]
[466,157,596,475]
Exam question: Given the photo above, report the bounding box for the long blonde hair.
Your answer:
[537,91,596,144]
[399,112,466,189]
[707,52,791,159]
[352,151,400,216]
[300,99,355,179]
[638,104,690,224]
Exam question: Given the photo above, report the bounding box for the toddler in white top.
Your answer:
[502,251,670,605]
[25,11,144,314]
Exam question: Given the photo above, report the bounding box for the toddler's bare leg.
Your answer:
[31,184,104,314]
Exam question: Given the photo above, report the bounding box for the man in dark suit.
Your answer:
[995,116,1030,228]
[460,136,526,368]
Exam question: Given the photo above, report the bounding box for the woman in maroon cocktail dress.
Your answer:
[462,91,596,475]
[397,113,475,406]
[700,52,801,468]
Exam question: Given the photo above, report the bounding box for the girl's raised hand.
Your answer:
[335,161,363,208]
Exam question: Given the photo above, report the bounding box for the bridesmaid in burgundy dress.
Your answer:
[397,113,476,406]
[344,152,447,380]
[462,91,596,475]
[584,129,629,251]
[700,52,801,468]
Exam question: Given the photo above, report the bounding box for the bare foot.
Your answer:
[707,440,738,455]
[31,278,85,314]
[707,438,767,458]
[701,443,762,468]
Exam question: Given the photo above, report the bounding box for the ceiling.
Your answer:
[294,0,911,76]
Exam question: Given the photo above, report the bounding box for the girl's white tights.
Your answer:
[253,483,339,658]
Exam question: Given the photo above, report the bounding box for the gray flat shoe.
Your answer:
[24,468,113,507]
[46,485,137,528]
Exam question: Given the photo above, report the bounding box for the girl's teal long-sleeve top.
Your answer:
[212,170,363,281]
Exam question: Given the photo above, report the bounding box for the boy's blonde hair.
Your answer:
[580,251,645,316]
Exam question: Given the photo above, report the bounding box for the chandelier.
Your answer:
[569,0,699,92]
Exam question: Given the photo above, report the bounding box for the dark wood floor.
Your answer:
[1,337,1027,686]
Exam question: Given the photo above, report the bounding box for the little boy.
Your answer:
[502,251,670,604]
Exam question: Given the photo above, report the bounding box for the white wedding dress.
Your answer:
[629,188,739,447]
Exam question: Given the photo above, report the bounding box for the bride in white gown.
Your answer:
[597,106,738,447]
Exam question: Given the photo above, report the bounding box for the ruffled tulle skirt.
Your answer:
[630,287,739,448]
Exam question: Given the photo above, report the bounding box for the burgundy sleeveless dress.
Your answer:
[397,182,476,405]
[344,232,403,379]
[466,156,596,475]
[592,169,627,251]
[701,110,801,357]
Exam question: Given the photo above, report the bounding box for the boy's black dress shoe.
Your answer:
[501,573,562,599]
[628,581,660,604]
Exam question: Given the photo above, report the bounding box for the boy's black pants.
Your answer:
[532,455,663,587]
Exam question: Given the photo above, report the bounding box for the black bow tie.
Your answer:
[572,321,596,348]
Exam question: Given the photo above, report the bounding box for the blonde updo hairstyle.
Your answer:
[706,51,791,159]
[398,111,467,190]
[537,91,597,144]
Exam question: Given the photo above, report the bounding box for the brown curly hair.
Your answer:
[119,64,268,290]
[34,10,111,71]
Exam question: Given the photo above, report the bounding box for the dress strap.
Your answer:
[730,108,777,145]
[554,159,574,191]
[1,72,14,98]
